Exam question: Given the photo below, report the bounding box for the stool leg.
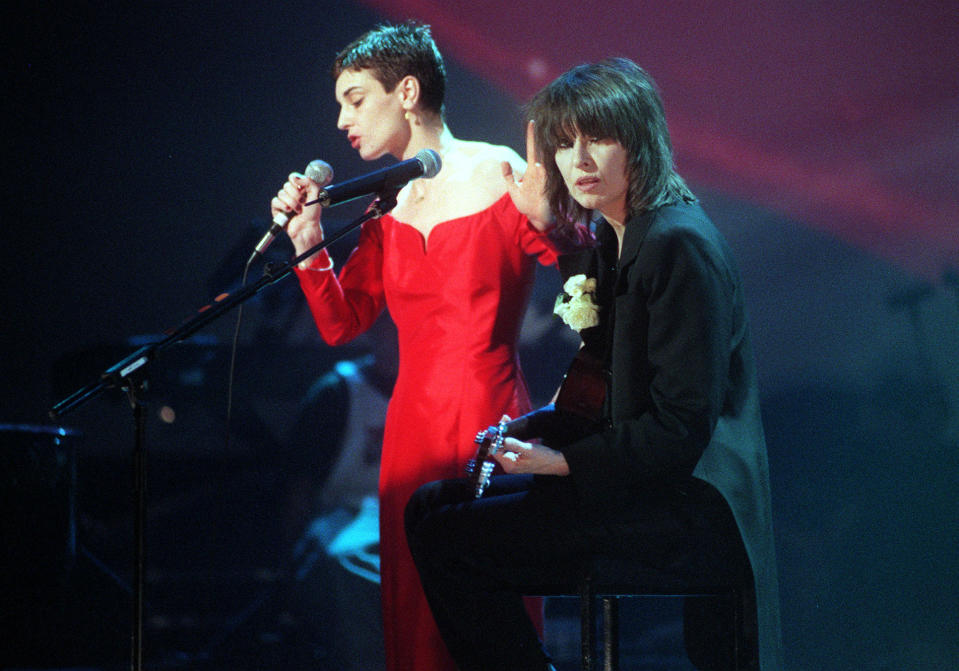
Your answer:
[601,596,619,671]
[580,578,595,671]
[732,590,742,671]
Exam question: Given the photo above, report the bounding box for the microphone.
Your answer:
[251,159,333,261]
[311,149,441,208]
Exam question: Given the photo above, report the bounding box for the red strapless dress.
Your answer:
[295,193,565,671]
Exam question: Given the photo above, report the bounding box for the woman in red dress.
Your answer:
[272,22,579,671]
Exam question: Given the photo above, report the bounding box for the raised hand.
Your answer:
[502,121,553,230]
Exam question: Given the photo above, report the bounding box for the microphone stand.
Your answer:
[49,189,399,671]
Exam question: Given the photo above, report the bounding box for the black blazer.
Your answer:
[557,200,782,670]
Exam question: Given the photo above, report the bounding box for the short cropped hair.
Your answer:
[332,21,446,116]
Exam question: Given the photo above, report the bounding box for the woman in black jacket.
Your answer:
[405,58,782,671]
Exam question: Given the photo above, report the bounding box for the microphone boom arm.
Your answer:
[50,190,400,419]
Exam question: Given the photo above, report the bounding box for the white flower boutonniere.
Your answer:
[553,274,600,332]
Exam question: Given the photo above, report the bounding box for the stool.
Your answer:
[534,558,745,671]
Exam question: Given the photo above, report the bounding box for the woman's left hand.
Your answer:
[493,437,570,476]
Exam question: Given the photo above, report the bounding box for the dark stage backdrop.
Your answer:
[3,1,957,670]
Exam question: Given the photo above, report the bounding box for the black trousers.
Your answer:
[405,474,753,671]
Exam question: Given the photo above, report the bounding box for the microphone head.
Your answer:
[305,159,333,185]
[415,149,442,179]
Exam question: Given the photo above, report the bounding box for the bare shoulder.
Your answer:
[394,140,527,226]
[450,140,525,182]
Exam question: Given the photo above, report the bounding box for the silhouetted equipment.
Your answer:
[43,338,359,666]
[50,337,354,457]
[1,424,127,667]
[942,266,959,289]
[885,281,935,312]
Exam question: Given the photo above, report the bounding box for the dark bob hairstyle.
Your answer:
[526,58,695,224]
